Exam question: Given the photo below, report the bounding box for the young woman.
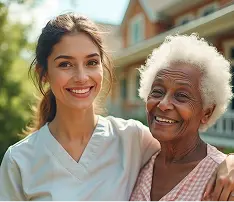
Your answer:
[0,13,233,201]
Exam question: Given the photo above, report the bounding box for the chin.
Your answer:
[67,100,94,111]
[152,133,174,142]
[150,126,179,141]
[75,104,93,111]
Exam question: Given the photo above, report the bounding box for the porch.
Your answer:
[201,110,234,148]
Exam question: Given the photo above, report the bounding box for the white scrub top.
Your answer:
[0,116,159,201]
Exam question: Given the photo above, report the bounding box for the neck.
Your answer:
[49,104,98,142]
[159,135,206,164]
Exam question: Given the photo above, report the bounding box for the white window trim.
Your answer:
[125,67,142,102]
[128,13,145,46]
[197,2,219,17]
[119,74,127,101]
[175,13,195,26]
[223,39,234,110]
[127,68,137,102]
[223,39,234,65]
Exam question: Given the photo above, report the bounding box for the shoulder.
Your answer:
[103,115,148,136]
[206,144,227,164]
[104,115,143,127]
[5,124,48,162]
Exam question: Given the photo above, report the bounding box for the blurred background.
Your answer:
[0,0,234,162]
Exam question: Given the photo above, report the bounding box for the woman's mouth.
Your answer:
[69,88,91,94]
[154,116,179,126]
[66,87,94,98]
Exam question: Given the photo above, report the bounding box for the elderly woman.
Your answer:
[130,34,233,201]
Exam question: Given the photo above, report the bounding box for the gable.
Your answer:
[121,0,149,31]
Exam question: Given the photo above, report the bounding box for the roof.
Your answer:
[121,0,205,24]
[114,3,234,67]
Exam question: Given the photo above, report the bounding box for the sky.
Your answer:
[8,0,130,40]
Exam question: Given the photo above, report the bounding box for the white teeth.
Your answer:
[155,117,176,123]
[71,88,90,94]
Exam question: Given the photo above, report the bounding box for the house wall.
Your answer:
[108,0,234,125]
[122,0,154,48]
[122,0,170,48]
[172,0,233,25]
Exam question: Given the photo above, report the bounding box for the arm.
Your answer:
[203,154,234,201]
[0,148,26,201]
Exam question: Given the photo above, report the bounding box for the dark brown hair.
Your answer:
[26,13,113,134]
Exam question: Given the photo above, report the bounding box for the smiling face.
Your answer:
[146,63,213,142]
[45,33,103,111]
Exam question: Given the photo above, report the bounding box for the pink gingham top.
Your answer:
[130,144,226,201]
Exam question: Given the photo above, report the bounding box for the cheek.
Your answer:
[146,97,158,113]
[95,68,104,86]
[177,102,202,121]
[98,71,103,84]
[95,71,103,88]
[51,72,70,87]
[47,66,69,84]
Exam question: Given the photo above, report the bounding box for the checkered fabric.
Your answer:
[130,144,226,201]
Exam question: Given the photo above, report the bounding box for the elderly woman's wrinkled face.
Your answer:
[146,63,210,142]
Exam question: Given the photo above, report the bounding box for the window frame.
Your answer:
[197,2,219,17]
[223,39,234,110]
[175,13,195,26]
[128,13,145,45]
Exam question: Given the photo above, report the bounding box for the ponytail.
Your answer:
[23,89,56,136]
[37,89,56,128]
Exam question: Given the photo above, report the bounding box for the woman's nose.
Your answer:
[72,66,88,83]
[157,95,174,111]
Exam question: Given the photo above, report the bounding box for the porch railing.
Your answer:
[205,111,234,137]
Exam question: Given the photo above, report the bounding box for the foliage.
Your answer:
[223,147,234,154]
[3,0,42,7]
[0,2,35,162]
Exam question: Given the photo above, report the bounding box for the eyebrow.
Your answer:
[54,53,100,61]
[175,81,192,88]
[86,53,100,58]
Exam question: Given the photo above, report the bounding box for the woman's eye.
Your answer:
[177,93,188,97]
[175,92,190,101]
[151,89,164,97]
[87,60,98,66]
[58,62,72,68]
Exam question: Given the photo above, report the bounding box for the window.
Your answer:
[135,74,140,98]
[231,65,234,110]
[223,40,234,110]
[198,3,219,17]
[122,69,142,102]
[120,78,127,99]
[180,19,190,25]
[175,13,194,26]
[231,47,234,58]
[133,23,140,42]
[230,48,234,109]
[129,14,145,45]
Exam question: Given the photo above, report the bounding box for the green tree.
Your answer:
[0,2,33,162]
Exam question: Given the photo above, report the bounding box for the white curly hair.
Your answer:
[139,33,233,132]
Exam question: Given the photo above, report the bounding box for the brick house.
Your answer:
[105,0,234,148]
